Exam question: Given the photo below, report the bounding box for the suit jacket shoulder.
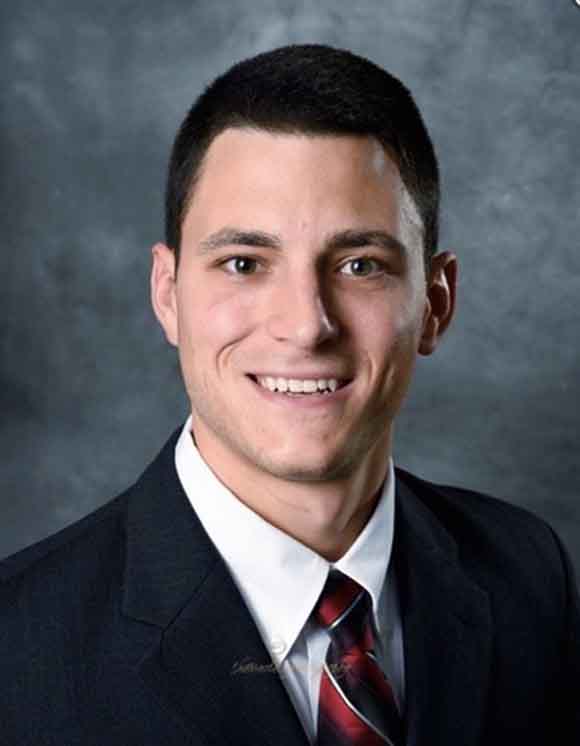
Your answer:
[395,465,571,586]
[394,466,579,630]
[0,488,128,585]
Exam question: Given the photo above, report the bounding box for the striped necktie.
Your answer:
[313,570,404,746]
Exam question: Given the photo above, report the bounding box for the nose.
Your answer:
[265,268,340,349]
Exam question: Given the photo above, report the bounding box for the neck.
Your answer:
[189,420,392,562]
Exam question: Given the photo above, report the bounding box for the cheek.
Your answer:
[178,286,254,351]
[359,289,423,344]
[357,295,425,389]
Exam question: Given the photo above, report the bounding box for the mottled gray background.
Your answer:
[1,1,579,582]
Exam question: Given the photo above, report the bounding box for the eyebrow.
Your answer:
[197,227,408,257]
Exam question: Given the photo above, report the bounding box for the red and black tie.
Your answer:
[313,570,404,746]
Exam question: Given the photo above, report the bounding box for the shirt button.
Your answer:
[270,637,286,656]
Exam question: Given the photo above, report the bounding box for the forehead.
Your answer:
[182,128,422,256]
[198,128,400,182]
[187,129,403,218]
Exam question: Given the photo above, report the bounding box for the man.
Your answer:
[1,44,578,746]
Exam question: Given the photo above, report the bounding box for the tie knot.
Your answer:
[314,571,364,628]
[313,570,374,654]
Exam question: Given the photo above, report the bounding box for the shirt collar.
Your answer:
[174,416,395,664]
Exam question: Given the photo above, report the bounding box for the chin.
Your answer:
[253,446,354,483]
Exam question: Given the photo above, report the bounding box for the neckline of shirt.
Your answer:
[174,415,396,664]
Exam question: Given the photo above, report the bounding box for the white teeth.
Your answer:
[256,376,343,393]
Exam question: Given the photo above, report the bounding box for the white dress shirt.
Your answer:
[175,416,405,744]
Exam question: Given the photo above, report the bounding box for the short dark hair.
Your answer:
[165,44,439,268]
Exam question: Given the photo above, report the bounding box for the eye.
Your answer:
[217,254,387,278]
[220,256,262,275]
[340,256,385,277]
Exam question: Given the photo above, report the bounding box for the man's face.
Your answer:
[152,129,451,485]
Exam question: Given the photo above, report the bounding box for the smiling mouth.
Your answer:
[246,374,352,395]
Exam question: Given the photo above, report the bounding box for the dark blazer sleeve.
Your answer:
[549,526,580,739]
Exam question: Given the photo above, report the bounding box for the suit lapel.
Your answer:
[122,430,310,746]
[394,471,493,746]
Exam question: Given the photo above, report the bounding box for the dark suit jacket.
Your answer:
[1,428,579,745]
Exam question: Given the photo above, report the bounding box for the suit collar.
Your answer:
[122,426,221,628]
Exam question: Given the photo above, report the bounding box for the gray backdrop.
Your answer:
[1,1,579,583]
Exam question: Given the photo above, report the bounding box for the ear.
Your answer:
[418,250,458,356]
[150,242,178,347]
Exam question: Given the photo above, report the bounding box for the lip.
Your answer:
[246,374,354,408]
[249,372,352,382]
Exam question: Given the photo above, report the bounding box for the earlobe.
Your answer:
[418,251,458,356]
[150,242,179,347]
